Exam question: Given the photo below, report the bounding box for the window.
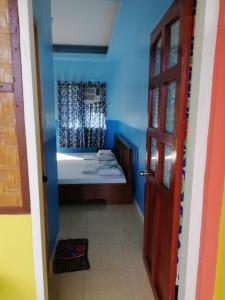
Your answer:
[57,81,106,148]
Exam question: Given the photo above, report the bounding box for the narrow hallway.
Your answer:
[49,204,154,300]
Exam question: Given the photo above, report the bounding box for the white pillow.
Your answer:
[99,161,118,169]
[97,154,115,161]
[98,167,122,176]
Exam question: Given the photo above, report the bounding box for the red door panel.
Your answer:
[144,180,158,272]
[143,1,194,299]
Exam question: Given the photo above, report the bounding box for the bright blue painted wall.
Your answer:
[33,0,59,257]
[109,0,173,213]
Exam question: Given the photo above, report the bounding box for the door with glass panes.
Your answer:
[141,1,193,299]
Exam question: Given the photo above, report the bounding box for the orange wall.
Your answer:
[196,0,225,299]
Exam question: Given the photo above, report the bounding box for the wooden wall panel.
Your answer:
[0,92,22,207]
[0,0,10,34]
[0,33,13,84]
[0,0,30,213]
[0,0,13,84]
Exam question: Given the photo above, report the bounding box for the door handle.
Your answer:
[140,171,151,177]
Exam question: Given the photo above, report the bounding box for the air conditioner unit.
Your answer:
[84,87,101,104]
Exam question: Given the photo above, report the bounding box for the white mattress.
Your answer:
[57,153,127,184]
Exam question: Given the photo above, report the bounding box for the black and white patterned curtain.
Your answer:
[58,81,106,148]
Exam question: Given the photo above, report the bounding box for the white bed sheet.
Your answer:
[57,153,127,184]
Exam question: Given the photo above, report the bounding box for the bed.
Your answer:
[57,135,133,204]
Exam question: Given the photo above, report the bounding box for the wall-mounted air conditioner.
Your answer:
[84,87,101,104]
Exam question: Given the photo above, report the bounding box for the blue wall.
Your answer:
[109,0,172,212]
[33,0,59,257]
[53,0,172,214]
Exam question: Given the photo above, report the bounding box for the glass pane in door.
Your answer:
[165,81,176,133]
[150,138,157,173]
[168,20,180,68]
[154,38,161,76]
[152,87,159,128]
[163,144,174,188]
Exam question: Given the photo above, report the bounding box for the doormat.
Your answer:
[53,239,90,273]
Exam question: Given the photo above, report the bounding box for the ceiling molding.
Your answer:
[53,44,108,54]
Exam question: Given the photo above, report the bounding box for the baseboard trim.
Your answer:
[49,232,59,274]
[134,198,144,222]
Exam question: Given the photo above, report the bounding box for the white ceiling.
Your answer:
[51,0,120,46]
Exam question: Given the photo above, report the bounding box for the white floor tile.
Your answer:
[49,203,153,300]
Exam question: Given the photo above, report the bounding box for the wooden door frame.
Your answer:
[33,21,50,273]
[0,0,30,214]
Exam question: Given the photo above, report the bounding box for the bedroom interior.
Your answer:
[2,0,224,299]
[34,0,193,299]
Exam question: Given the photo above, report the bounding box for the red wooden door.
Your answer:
[142,1,193,299]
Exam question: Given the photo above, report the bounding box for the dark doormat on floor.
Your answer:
[53,239,90,273]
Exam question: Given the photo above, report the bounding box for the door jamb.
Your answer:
[17,0,48,299]
[33,20,50,274]
[178,0,219,299]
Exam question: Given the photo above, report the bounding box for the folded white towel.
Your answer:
[97,154,115,161]
[98,166,122,176]
[99,161,118,169]
[83,154,97,160]
[82,165,98,175]
[97,149,112,156]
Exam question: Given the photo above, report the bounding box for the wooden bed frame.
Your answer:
[58,135,133,204]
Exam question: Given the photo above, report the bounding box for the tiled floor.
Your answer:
[49,203,154,300]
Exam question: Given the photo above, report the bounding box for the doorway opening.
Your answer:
[34,0,195,299]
